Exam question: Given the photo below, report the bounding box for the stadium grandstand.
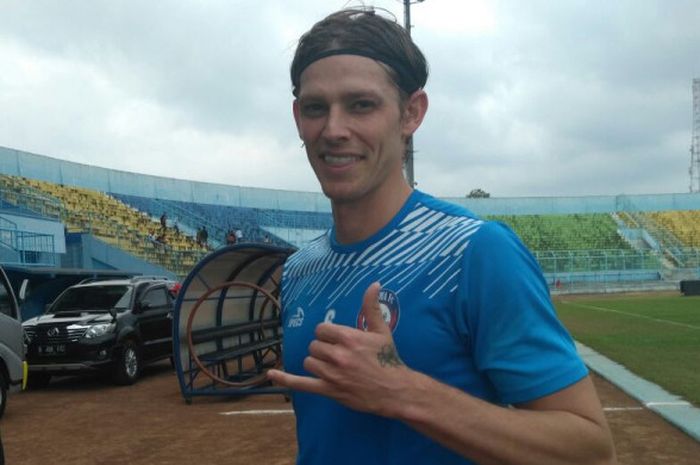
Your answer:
[1,145,699,320]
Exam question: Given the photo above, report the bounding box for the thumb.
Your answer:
[361,282,389,334]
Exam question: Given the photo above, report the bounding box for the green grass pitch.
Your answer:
[554,293,700,406]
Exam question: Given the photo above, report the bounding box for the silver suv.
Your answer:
[0,264,26,418]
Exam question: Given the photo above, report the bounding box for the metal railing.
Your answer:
[534,249,662,274]
[0,226,57,266]
[616,194,687,266]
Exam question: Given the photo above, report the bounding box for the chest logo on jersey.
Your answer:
[356,288,400,332]
[287,307,305,328]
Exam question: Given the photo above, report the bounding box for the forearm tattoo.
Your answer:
[377,344,404,368]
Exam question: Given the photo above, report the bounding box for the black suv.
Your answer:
[22,276,177,387]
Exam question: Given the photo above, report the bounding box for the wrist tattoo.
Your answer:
[377,344,404,368]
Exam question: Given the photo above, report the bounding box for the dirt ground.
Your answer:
[2,362,699,465]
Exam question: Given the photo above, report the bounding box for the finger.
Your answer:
[266,369,330,395]
[361,282,389,334]
[307,339,339,362]
[314,321,356,343]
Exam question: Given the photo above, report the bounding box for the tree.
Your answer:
[466,188,490,198]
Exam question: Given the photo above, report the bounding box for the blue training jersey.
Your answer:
[281,190,587,465]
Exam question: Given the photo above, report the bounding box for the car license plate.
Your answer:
[39,345,66,355]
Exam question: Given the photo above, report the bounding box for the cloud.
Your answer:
[409,0,698,196]
[0,0,698,198]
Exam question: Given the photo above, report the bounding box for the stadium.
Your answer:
[2,145,699,307]
[3,0,700,462]
[2,143,700,464]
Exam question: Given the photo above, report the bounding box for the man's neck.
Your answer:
[331,182,413,245]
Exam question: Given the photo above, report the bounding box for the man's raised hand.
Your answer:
[267,282,410,416]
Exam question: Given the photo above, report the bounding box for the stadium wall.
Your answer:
[448,193,700,216]
[0,211,66,253]
[2,146,699,214]
[64,233,176,280]
[0,146,330,212]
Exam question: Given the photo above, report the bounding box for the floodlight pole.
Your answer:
[690,78,700,192]
[403,0,424,188]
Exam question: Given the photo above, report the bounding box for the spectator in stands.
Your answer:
[147,230,165,252]
[235,228,243,243]
[147,230,158,248]
[200,226,208,248]
[263,234,271,244]
[196,227,203,247]
[160,212,167,231]
[226,229,237,245]
[267,8,616,465]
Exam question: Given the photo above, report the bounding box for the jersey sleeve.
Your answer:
[457,221,588,405]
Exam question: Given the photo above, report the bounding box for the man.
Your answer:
[267,8,616,465]
[226,229,237,245]
[200,226,208,248]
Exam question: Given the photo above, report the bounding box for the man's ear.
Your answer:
[292,99,303,138]
[401,90,429,139]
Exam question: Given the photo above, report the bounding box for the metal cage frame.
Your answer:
[172,244,295,403]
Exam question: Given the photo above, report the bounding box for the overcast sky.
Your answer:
[1,0,698,198]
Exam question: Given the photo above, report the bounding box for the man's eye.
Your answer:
[301,103,326,116]
[351,100,375,111]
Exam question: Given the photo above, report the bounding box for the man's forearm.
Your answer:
[389,370,616,465]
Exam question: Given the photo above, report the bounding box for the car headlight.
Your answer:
[83,323,115,339]
[22,326,35,344]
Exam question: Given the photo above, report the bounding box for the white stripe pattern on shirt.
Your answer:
[282,202,484,306]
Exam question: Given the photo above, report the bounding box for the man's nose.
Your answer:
[321,106,351,141]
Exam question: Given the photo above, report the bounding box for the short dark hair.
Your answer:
[290,7,429,99]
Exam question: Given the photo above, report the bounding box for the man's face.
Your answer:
[293,55,415,205]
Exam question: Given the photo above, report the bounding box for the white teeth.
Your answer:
[324,155,354,165]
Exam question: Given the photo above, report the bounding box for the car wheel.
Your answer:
[26,372,52,389]
[0,371,7,418]
[113,340,141,385]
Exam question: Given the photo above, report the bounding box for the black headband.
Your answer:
[294,48,421,95]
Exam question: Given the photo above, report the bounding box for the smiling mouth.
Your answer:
[321,153,362,166]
